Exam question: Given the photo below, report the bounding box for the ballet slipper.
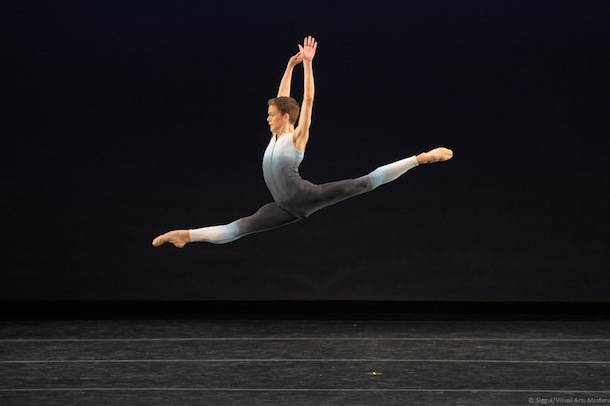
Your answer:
[152,230,189,248]
[432,147,453,162]
[417,147,453,164]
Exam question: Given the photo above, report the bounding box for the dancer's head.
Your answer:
[268,97,300,125]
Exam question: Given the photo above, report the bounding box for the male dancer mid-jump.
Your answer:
[152,36,452,248]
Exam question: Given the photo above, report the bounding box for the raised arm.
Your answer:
[293,36,318,152]
[277,51,303,97]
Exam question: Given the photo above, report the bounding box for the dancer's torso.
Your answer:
[262,133,313,217]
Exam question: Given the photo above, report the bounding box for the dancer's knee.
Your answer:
[330,179,372,197]
[355,174,379,192]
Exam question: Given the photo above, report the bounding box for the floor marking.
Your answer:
[2,337,609,342]
[2,359,609,364]
[1,388,610,393]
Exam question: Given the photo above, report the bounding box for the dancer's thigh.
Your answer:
[234,202,300,235]
[303,177,373,214]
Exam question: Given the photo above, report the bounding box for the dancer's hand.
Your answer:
[288,51,303,67]
[298,36,318,62]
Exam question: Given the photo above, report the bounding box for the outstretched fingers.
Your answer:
[304,35,318,50]
[299,35,318,61]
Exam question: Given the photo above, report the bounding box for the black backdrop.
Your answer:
[3,0,609,302]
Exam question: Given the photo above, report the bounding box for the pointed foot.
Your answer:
[152,230,190,248]
[417,147,453,164]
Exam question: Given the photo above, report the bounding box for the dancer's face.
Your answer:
[267,105,289,134]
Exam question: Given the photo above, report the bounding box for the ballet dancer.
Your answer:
[152,36,452,248]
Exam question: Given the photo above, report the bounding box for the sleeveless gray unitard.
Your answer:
[262,133,375,218]
[189,133,417,243]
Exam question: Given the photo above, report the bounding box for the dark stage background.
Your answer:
[2,0,609,302]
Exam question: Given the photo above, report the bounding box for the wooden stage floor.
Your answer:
[1,303,609,405]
